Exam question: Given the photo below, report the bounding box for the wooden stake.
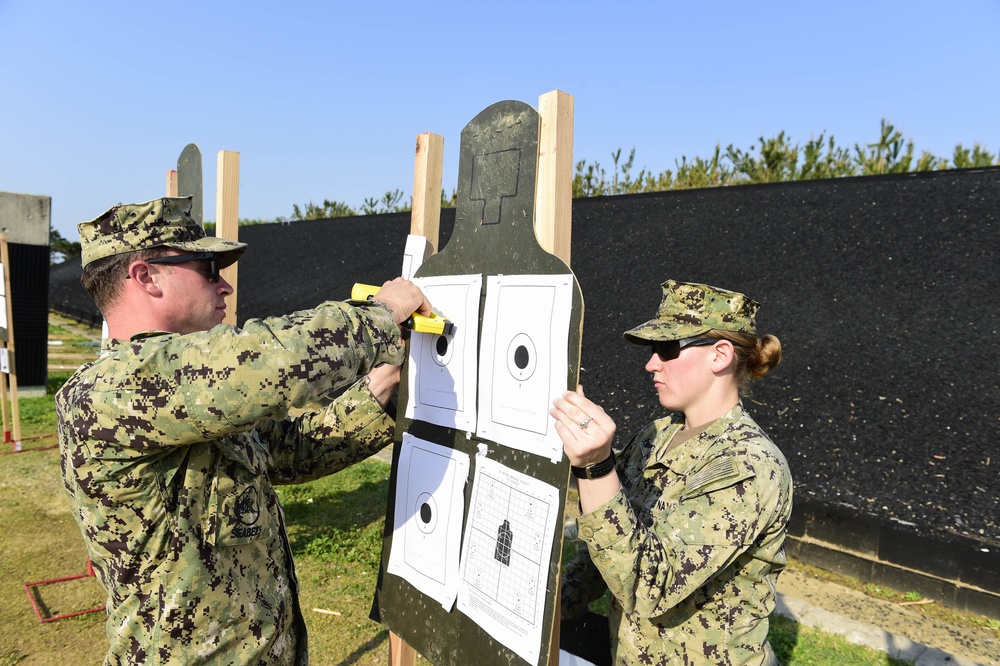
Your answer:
[535,90,574,265]
[216,150,240,326]
[0,234,21,449]
[536,89,575,665]
[388,633,417,666]
[0,249,8,443]
[166,169,179,197]
[387,131,445,666]
[410,132,444,253]
[0,347,8,442]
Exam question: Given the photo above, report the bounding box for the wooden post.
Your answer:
[216,150,240,326]
[410,132,444,254]
[0,234,21,450]
[535,90,574,265]
[0,299,8,445]
[387,131,444,666]
[0,351,9,445]
[166,169,179,197]
[0,242,8,443]
[389,633,417,666]
[536,89,575,665]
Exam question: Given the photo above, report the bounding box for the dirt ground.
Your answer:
[777,566,998,664]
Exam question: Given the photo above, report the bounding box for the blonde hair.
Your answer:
[703,330,782,396]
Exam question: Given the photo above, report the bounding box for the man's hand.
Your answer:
[366,362,401,408]
[374,278,432,326]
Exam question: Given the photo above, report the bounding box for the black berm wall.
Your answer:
[49,167,1000,617]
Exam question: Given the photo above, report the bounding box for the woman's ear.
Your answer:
[709,339,736,373]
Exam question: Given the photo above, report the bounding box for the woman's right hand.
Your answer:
[551,385,617,467]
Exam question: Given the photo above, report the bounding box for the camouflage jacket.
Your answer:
[562,403,793,666]
[56,301,403,666]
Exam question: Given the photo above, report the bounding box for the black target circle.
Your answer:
[415,492,437,534]
[506,333,537,380]
[429,331,455,367]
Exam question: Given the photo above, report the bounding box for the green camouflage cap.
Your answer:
[623,279,759,344]
[78,196,247,267]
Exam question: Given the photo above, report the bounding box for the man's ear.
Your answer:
[127,260,163,296]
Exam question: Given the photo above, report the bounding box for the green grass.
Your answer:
[15,370,72,442]
[275,461,398,665]
[3,442,925,665]
[768,614,913,665]
[0,445,106,665]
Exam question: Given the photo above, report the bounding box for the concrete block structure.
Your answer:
[0,191,52,396]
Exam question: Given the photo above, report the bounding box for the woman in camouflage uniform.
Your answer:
[552,280,792,665]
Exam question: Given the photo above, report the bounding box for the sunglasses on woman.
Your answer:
[650,337,718,361]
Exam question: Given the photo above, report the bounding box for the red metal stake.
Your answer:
[23,559,104,622]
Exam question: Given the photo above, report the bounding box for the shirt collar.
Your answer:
[655,401,746,471]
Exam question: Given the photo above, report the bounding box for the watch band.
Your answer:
[571,449,617,480]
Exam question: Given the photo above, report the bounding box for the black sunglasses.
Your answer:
[142,252,221,283]
[650,337,718,361]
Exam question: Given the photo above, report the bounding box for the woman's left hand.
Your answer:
[551,386,617,467]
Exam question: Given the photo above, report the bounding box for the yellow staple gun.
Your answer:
[351,283,454,335]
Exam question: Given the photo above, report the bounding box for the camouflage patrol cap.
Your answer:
[623,279,759,344]
[78,196,247,268]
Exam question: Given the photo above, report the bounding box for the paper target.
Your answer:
[457,456,560,666]
[386,434,470,610]
[406,274,482,430]
[476,274,573,461]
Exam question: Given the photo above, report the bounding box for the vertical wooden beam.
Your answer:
[166,169,179,197]
[0,350,8,445]
[216,150,240,326]
[387,131,445,666]
[535,90,575,265]
[537,89,575,666]
[0,243,9,444]
[0,234,21,449]
[388,633,417,666]
[410,132,444,250]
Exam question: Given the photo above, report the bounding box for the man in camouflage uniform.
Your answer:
[56,197,430,665]
[553,280,793,665]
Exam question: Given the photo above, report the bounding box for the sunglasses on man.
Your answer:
[141,252,222,283]
[650,337,719,361]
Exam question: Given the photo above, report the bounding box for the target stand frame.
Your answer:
[374,95,583,666]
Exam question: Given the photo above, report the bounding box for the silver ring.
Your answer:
[579,417,592,430]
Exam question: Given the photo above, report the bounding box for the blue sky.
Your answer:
[3,1,999,240]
